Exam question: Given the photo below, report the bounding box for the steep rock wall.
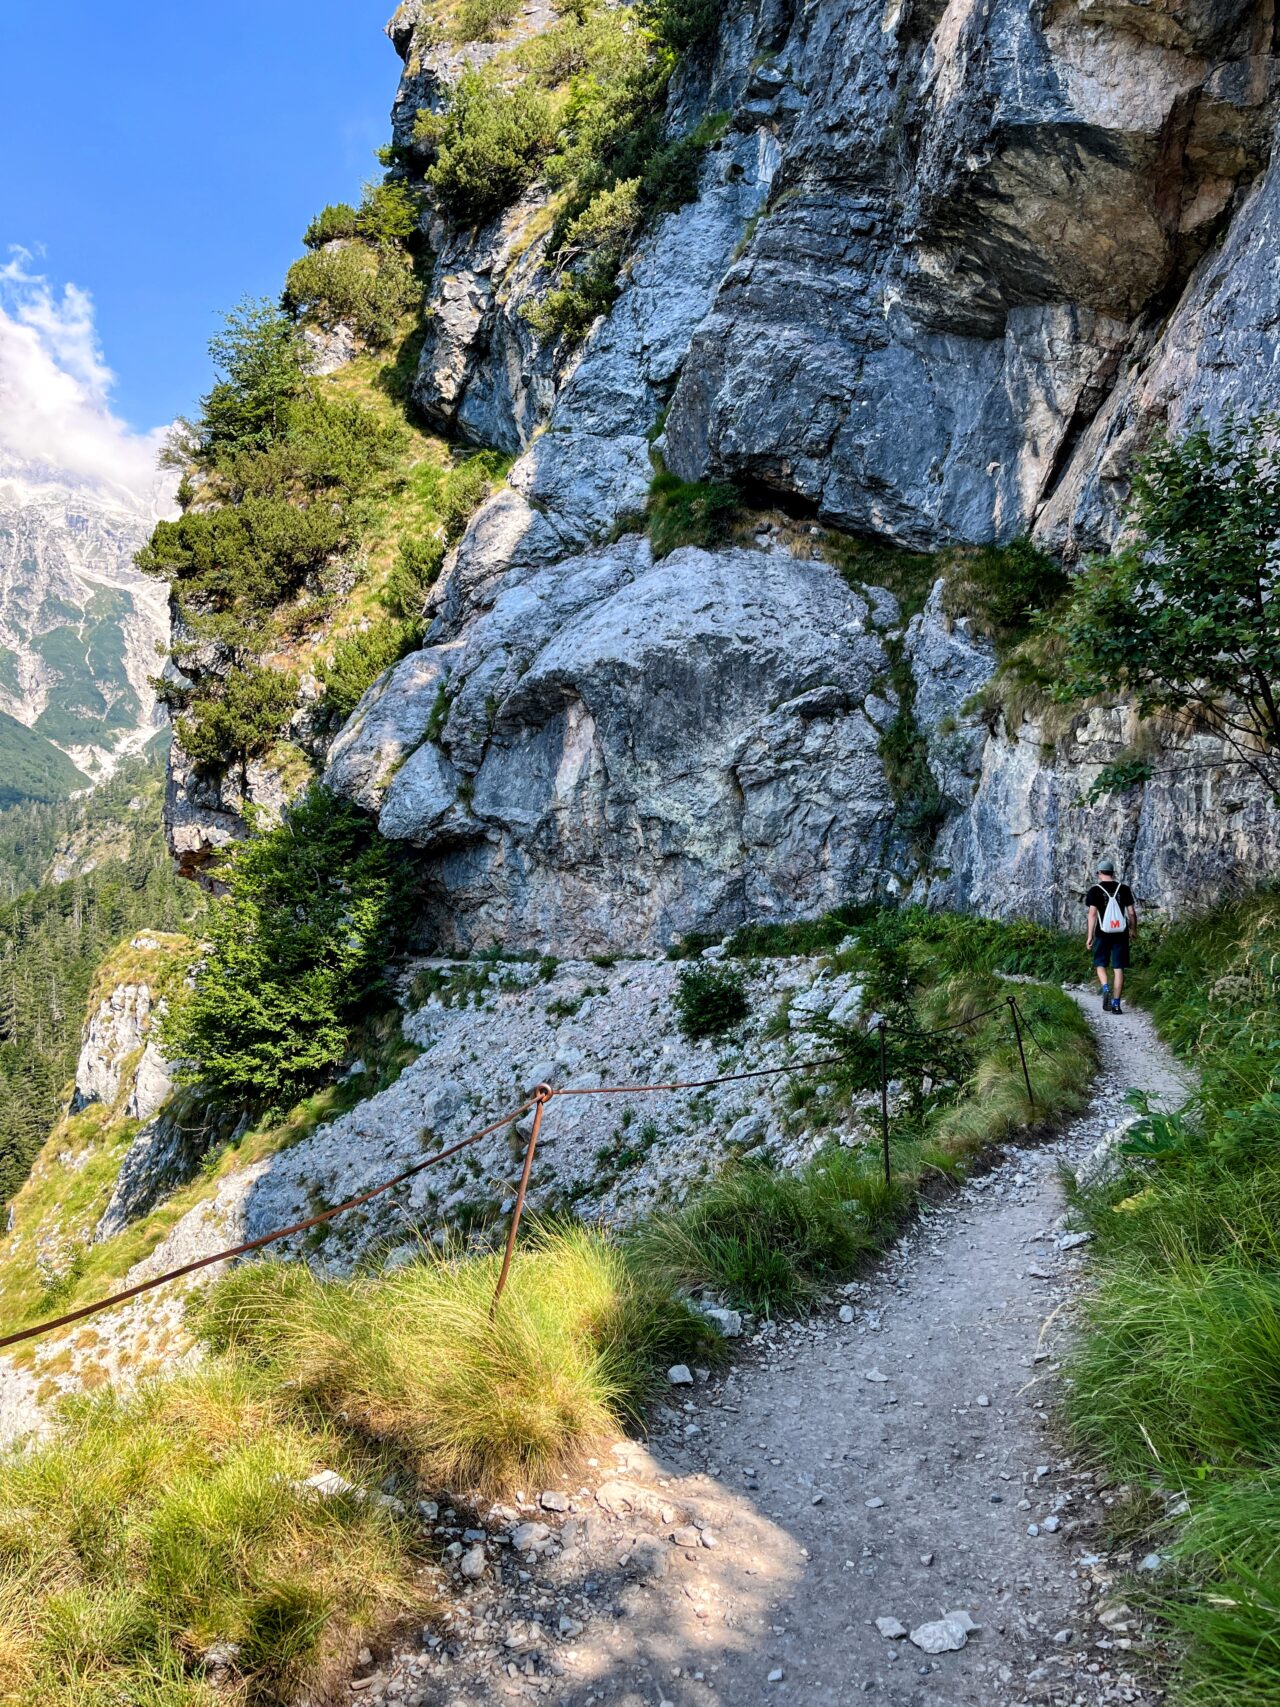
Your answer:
[169,0,1280,938]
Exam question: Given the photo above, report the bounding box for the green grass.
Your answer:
[1064,888,1280,1703]
[0,1224,718,1703]
[0,1362,425,1706]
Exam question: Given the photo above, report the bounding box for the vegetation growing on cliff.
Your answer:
[164,788,416,1111]
[407,0,726,345]
[1060,413,1280,800]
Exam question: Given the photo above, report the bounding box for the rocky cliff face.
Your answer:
[0,453,171,798]
[171,0,1280,938]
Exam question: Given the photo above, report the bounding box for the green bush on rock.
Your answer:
[164,787,415,1110]
[674,963,750,1039]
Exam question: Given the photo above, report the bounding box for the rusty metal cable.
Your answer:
[0,994,1050,1350]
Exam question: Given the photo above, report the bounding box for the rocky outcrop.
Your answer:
[162,0,1280,936]
[327,538,899,950]
[905,587,1280,923]
[661,0,1278,553]
[71,976,171,1119]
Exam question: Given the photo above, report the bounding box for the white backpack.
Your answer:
[1100,883,1127,934]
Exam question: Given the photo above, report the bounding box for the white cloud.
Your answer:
[0,246,171,511]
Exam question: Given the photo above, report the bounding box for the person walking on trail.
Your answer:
[1086,857,1138,1014]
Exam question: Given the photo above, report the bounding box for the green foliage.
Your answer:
[674,963,750,1039]
[283,243,416,348]
[0,1363,423,1705]
[140,496,348,628]
[320,621,419,719]
[647,469,739,558]
[195,1222,719,1488]
[878,635,947,866]
[384,533,446,621]
[352,180,423,248]
[453,0,519,40]
[164,788,415,1110]
[194,298,308,463]
[1085,755,1156,802]
[644,0,722,56]
[943,537,1069,653]
[636,1146,911,1314]
[303,201,361,246]
[176,664,299,771]
[1059,414,1280,799]
[418,70,557,226]
[0,751,204,1205]
[0,709,88,809]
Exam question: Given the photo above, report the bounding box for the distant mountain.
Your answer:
[0,451,173,804]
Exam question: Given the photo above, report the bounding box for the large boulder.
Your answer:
[326,538,899,951]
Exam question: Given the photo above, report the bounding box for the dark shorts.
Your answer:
[1093,935,1130,970]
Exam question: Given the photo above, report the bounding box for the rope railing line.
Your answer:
[0,1098,539,1352]
[0,995,1053,1352]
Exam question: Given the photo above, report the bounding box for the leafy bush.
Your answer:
[1060,414,1280,801]
[645,0,722,56]
[177,663,299,770]
[418,71,557,226]
[674,963,750,1039]
[320,620,419,719]
[283,243,416,347]
[193,298,308,463]
[165,787,414,1109]
[303,200,361,247]
[647,470,739,558]
[140,494,347,624]
[384,531,446,620]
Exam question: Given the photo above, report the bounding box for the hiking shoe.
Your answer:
[1101,984,1111,1010]
[1111,998,1123,1015]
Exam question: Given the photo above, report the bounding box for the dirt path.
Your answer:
[360,997,1190,1707]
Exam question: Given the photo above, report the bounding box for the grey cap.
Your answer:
[1097,857,1116,874]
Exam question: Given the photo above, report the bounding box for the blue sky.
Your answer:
[0,1,397,435]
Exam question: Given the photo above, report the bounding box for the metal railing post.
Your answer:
[491,1085,553,1317]
[878,1018,891,1188]
[1007,996,1035,1110]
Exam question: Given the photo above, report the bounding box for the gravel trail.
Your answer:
[358,995,1191,1707]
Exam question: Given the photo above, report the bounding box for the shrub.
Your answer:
[196,298,308,462]
[303,200,361,247]
[647,470,739,558]
[164,787,415,1109]
[320,620,419,719]
[283,243,416,347]
[139,493,348,620]
[674,963,750,1039]
[177,663,299,770]
[419,71,557,226]
[645,0,722,56]
[453,0,520,39]
[1059,414,1280,801]
[384,531,446,620]
[354,180,423,247]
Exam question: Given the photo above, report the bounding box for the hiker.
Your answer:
[1085,858,1138,1014]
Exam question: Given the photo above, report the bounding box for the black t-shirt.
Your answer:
[1087,881,1134,935]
